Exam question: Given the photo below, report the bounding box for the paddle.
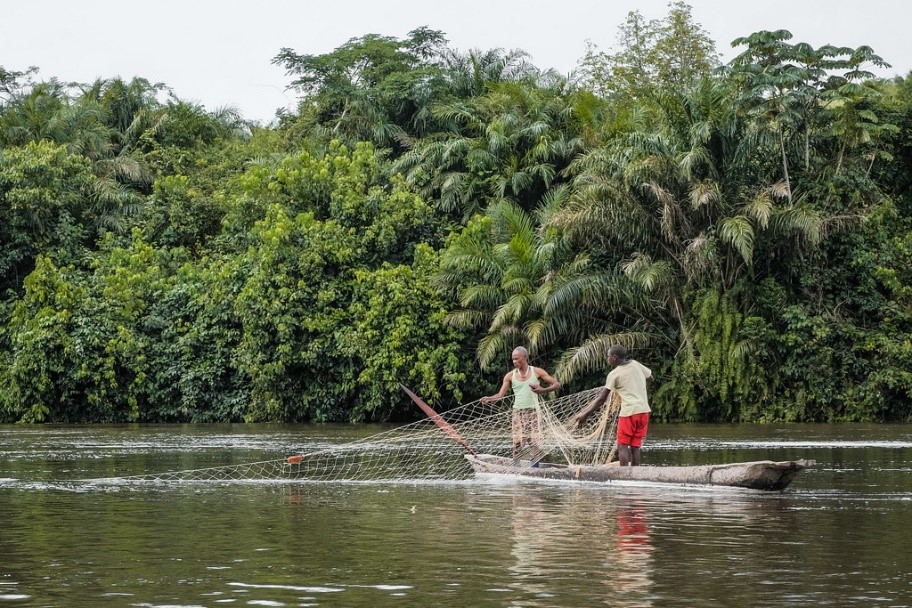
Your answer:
[400,384,478,456]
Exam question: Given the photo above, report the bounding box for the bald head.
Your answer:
[511,346,530,370]
[608,345,628,366]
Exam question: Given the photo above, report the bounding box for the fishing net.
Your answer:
[87,387,620,485]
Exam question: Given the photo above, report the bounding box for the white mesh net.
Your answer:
[86,387,619,484]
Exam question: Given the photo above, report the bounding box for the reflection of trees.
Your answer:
[508,492,551,604]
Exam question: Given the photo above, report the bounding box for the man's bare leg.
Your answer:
[618,444,632,466]
[530,441,541,468]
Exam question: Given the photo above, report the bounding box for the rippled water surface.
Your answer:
[1,423,911,607]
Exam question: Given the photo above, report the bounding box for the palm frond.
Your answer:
[719,215,755,264]
[690,180,721,211]
[623,254,674,293]
[444,308,489,330]
[555,331,655,384]
[741,189,773,229]
[771,204,822,245]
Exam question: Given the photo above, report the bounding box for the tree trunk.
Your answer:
[779,127,792,204]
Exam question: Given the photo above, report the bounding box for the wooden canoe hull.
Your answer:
[465,454,814,491]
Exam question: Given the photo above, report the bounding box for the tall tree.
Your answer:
[273,27,449,149]
[576,1,719,99]
[725,30,890,200]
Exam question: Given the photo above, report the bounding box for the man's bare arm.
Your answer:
[574,387,610,427]
[481,373,512,403]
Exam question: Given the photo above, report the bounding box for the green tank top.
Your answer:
[511,367,541,409]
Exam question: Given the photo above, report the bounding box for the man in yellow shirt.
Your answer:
[575,345,652,466]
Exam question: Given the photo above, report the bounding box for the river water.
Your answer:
[1,422,911,607]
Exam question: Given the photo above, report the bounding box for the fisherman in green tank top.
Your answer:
[481,346,562,467]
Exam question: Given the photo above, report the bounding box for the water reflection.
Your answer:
[503,488,657,607]
[491,480,826,607]
[507,492,551,603]
[3,424,912,607]
[613,504,653,607]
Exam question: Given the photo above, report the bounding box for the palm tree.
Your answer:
[439,200,567,368]
[395,74,581,220]
[544,78,818,399]
[440,47,538,98]
[0,79,147,235]
[0,80,68,146]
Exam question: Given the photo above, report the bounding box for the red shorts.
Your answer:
[617,413,649,447]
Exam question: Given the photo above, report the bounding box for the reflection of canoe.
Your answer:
[465,454,814,492]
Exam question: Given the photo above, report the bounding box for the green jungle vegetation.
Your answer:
[3,3,912,424]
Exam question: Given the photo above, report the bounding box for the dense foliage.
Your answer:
[3,4,912,423]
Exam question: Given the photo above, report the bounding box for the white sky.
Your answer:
[3,0,909,123]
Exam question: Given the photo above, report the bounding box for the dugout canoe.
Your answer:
[465,454,814,491]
